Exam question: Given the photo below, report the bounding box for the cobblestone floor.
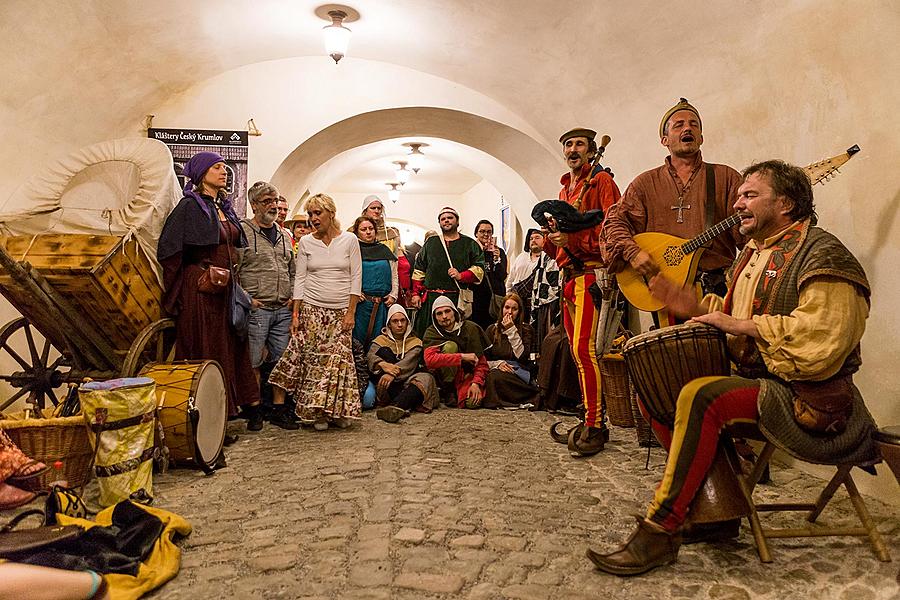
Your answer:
[149,409,900,600]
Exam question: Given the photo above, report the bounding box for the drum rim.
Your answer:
[140,360,226,469]
[623,321,725,351]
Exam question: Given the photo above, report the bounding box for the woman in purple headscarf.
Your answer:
[157,152,263,431]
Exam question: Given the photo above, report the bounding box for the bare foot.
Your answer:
[14,459,47,477]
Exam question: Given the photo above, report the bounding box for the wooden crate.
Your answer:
[0,234,163,358]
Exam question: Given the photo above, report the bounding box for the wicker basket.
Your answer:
[629,393,660,448]
[0,412,93,489]
[600,354,635,428]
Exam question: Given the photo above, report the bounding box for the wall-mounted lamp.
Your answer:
[316,5,360,64]
[392,160,410,186]
[386,183,401,203]
[402,142,428,173]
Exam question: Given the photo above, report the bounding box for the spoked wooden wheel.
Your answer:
[121,318,176,377]
[0,317,70,412]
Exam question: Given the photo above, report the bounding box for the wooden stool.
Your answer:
[874,426,900,484]
[732,437,892,563]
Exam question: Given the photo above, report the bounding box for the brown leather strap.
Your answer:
[705,163,716,230]
[89,410,155,433]
[365,297,383,345]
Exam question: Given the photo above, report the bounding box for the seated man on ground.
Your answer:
[587,160,879,576]
[482,292,539,409]
[423,295,489,409]
[367,304,439,422]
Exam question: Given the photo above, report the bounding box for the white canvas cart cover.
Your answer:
[0,137,181,284]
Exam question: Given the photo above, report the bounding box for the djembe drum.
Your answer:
[624,322,750,524]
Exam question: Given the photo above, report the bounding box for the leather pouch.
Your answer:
[791,376,853,434]
[198,265,230,294]
[0,509,84,559]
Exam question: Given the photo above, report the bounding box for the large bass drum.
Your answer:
[624,322,749,524]
[139,361,226,472]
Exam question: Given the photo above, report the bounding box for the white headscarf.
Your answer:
[430,295,461,335]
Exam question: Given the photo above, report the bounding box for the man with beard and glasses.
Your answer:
[238,181,298,430]
[543,127,621,456]
[603,98,745,326]
[410,207,485,336]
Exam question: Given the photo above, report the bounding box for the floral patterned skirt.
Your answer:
[269,303,361,422]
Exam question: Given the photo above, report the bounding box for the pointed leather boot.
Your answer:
[586,516,681,576]
[567,424,607,457]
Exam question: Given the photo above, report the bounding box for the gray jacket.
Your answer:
[237,219,295,307]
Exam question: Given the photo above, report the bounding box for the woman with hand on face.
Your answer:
[269,194,363,431]
[352,216,398,348]
[482,293,539,409]
[471,219,508,330]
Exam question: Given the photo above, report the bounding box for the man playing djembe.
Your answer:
[587,160,880,576]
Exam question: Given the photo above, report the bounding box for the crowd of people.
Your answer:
[148,96,880,578]
[157,163,554,437]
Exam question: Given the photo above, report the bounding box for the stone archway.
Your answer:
[270,106,562,229]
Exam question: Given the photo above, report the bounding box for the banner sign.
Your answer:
[148,128,249,218]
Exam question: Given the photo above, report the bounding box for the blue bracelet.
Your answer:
[86,570,101,598]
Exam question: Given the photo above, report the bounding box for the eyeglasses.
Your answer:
[254,198,277,206]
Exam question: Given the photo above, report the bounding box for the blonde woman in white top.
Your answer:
[270,194,363,430]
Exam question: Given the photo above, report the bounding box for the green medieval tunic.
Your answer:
[412,234,484,335]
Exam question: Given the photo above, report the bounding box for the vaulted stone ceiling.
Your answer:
[4,0,896,208]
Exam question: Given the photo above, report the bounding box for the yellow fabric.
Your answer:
[57,504,192,600]
[731,233,868,381]
[79,381,157,507]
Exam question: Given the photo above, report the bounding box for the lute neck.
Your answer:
[681,213,742,254]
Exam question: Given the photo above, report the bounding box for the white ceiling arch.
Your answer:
[270,106,561,224]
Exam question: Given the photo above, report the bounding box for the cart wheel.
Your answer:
[0,317,70,412]
[121,318,176,377]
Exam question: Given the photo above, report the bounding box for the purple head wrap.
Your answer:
[182,151,238,222]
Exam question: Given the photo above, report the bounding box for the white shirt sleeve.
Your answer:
[504,324,525,358]
[390,259,399,299]
[293,237,308,300]
[348,233,362,298]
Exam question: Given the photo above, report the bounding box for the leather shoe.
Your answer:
[269,406,300,430]
[376,406,409,423]
[567,424,608,457]
[551,421,610,446]
[586,516,681,576]
[682,518,741,545]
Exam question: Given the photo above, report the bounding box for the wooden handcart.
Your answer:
[0,233,175,412]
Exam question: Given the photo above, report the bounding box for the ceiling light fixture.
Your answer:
[315,5,360,64]
[393,160,410,186]
[402,142,429,173]
[386,183,401,203]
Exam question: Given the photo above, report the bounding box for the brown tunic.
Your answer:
[603,154,744,272]
[161,221,260,416]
